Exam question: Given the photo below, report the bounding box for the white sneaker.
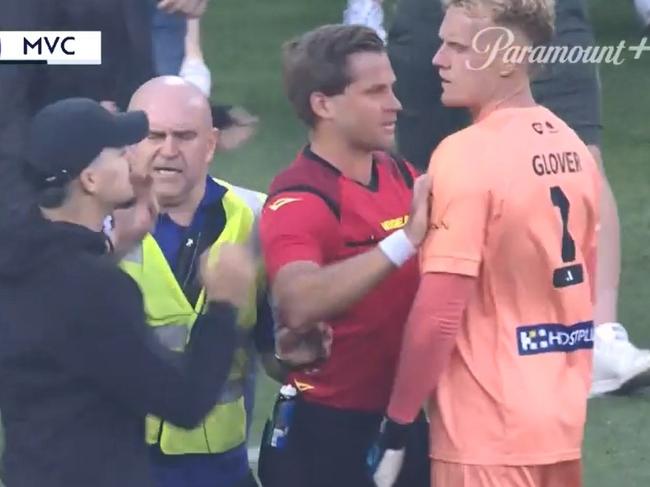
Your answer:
[590,322,650,397]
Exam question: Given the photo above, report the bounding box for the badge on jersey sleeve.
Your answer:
[517,321,594,355]
[268,197,302,211]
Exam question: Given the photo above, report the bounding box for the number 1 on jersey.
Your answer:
[550,186,584,288]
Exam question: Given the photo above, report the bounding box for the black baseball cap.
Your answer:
[25,98,149,188]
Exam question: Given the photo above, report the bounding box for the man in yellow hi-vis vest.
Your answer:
[112,76,280,487]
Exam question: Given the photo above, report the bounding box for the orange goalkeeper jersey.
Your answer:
[421,105,601,465]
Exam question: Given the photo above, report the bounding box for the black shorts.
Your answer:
[258,398,430,487]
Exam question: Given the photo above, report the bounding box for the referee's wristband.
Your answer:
[378,229,416,267]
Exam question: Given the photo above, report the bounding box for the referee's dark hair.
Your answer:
[282,24,385,127]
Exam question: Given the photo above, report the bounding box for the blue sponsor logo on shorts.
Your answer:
[517,321,594,356]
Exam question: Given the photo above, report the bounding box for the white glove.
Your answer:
[373,449,405,487]
[367,418,409,487]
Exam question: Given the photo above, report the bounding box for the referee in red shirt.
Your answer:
[258,25,431,487]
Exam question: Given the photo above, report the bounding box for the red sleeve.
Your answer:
[259,191,339,282]
[387,272,475,424]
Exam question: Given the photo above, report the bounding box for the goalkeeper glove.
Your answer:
[367,418,409,487]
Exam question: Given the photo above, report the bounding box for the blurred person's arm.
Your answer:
[158,0,209,18]
[184,17,204,61]
[179,17,212,97]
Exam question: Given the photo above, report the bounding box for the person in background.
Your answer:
[178,16,260,152]
[151,0,258,149]
[0,0,156,229]
[152,0,209,76]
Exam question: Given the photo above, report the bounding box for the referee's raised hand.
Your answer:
[404,174,432,247]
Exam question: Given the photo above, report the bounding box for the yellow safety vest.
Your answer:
[120,179,264,454]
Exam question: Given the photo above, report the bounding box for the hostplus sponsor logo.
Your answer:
[517,321,594,356]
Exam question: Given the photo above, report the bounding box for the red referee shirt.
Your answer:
[260,146,419,413]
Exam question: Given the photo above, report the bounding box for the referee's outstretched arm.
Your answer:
[268,175,431,333]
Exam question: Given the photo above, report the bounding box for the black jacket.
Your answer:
[0,210,238,487]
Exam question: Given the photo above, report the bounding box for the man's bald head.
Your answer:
[127,76,219,210]
[129,76,213,128]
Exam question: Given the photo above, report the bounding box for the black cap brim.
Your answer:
[107,111,149,148]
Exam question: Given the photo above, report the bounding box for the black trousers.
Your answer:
[258,399,430,487]
[237,470,259,487]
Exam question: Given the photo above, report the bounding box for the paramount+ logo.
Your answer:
[517,321,594,356]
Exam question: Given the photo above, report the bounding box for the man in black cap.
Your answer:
[0,98,255,487]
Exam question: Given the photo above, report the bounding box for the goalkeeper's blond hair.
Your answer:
[442,0,556,46]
